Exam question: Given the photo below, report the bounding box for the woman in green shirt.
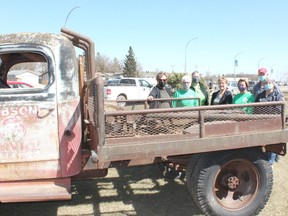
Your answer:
[232,79,255,114]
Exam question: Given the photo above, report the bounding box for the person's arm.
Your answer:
[148,86,158,100]
[276,91,284,101]
[249,94,255,103]
[222,91,233,104]
[246,94,255,114]
[200,83,209,105]
[171,91,178,108]
[274,91,284,114]
[210,92,216,105]
[273,82,284,98]
[226,94,233,104]
[191,90,199,106]
[232,94,237,104]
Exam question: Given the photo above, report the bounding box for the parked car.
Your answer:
[227,81,239,95]
[7,81,33,88]
[248,80,258,92]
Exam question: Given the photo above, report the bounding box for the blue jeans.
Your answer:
[268,152,277,165]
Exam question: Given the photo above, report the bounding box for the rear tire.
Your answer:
[186,149,273,216]
[116,95,127,107]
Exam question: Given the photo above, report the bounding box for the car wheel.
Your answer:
[116,95,127,107]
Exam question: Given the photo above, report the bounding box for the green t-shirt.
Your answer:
[172,89,199,107]
[232,92,255,114]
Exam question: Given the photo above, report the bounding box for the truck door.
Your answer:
[138,79,153,99]
[0,45,60,181]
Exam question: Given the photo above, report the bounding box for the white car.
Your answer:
[227,81,239,95]
[104,78,153,102]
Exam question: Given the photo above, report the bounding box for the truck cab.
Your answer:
[0,30,83,202]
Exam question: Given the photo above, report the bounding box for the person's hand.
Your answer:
[147,96,154,101]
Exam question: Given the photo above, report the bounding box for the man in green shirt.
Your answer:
[190,71,209,105]
[172,75,199,107]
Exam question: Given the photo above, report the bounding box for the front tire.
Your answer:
[186,149,273,216]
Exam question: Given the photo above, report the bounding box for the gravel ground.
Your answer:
[0,155,288,216]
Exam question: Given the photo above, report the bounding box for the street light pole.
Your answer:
[270,64,276,74]
[184,37,198,74]
[233,52,243,80]
[64,6,80,27]
[257,57,266,69]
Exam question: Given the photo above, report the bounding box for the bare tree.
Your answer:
[95,52,123,74]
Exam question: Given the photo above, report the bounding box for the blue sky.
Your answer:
[2,0,288,80]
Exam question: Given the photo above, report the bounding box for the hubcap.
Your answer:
[214,160,259,210]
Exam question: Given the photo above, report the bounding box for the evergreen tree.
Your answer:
[168,73,185,90]
[123,46,137,77]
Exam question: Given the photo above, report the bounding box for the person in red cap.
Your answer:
[252,67,282,98]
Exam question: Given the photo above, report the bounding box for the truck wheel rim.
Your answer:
[214,159,259,210]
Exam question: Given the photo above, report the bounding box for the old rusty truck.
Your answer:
[0,28,287,216]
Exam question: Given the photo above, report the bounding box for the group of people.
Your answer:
[148,68,283,169]
[148,68,283,115]
[147,71,209,108]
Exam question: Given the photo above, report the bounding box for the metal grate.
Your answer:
[105,110,199,138]
[104,99,284,139]
[87,79,97,127]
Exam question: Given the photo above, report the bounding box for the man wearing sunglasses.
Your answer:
[147,72,173,109]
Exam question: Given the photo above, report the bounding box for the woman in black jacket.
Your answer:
[211,77,233,105]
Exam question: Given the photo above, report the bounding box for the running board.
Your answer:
[0,178,71,203]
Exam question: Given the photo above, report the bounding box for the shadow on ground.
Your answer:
[0,164,202,216]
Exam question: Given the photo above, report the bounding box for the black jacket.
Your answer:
[211,90,233,105]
